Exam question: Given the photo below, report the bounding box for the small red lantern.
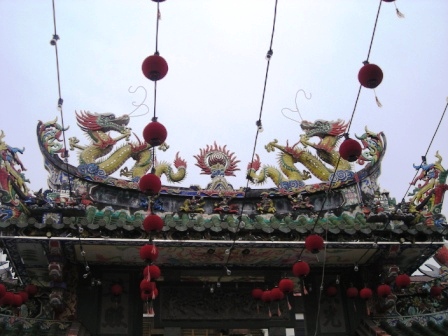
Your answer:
[139,173,162,196]
[292,261,310,278]
[25,284,38,297]
[143,214,164,232]
[326,286,338,297]
[0,284,5,298]
[339,137,362,162]
[140,244,159,262]
[395,274,411,288]
[358,62,383,89]
[305,234,324,254]
[430,285,442,298]
[278,278,294,293]
[261,290,272,303]
[346,287,359,299]
[140,280,157,292]
[111,284,123,296]
[143,117,167,146]
[251,288,263,300]
[143,265,162,280]
[12,294,23,307]
[142,53,168,81]
[359,287,373,300]
[377,284,391,298]
[434,246,448,266]
[1,292,14,306]
[270,287,284,301]
[18,291,29,303]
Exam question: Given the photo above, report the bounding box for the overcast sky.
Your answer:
[1,0,447,217]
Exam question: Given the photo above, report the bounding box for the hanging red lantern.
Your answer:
[261,290,272,303]
[305,234,324,254]
[111,284,123,296]
[377,284,391,298]
[251,288,263,300]
[0,284,6,298]
[143,117,167,146]
[359,287,373,300]
[270,287,284,301]
[12,294,23,307]
[339,137,362,162]
[430,285,442,298]
[141,287,159,301]
[346,287,359,299]
[292,261,310,278]
[358,62,383,89]
[18,291,29,303]
[143,214,164,232]
[25,284,38,297]
[326,286,338,297]
[434,246,448,266]
[142,53,168,81]
[143,265,162,280]
[1,292,14,306]
[139,173,162,196]
[140,280,157,292]
[140,244,159,262]
[278,278,294,293]
[395,274,411,288]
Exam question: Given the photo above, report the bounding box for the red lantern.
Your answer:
[251,288,263,300]
[434,246,448,266]
[270,287,284,301]
[141,287,159,301]
[358,62,383,89]
[0,284,6,298]
[111,284,123,296]
[292,261,310,278]
[326,286,338,297]
[305,234,324,254]
[278,278,294,293]
[143,118,167,146]
[1,292,14,306]
[377,284,391,298]
[339,137,362,162]
[346,287,359,298]
[359,287,373,300]
[25,284,38,297]
[261,290,272,303]
[143,265,162,280]
[18,291,29,303]
[140,244,159,262]
[395,274,411,288]
[140,280,157,292]
[139,173,162,196]
[142,53,168,81]
[430,285,442,298]
[12,294,23,307]
[143,214,164,232]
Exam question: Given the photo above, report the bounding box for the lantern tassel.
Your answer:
[268,306,272,318]
[395,5,404,19]
[353,301,357,312]
[286,295,292,310]
[256,302,260,314]
[375,93,382,108]
[277,303,281,317]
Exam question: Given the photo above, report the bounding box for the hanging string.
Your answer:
[222,0,279,271]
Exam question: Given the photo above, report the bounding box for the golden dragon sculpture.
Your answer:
[59,111,186,183]
[247,119,381,189]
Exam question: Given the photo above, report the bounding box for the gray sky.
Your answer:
[1,0,447,217]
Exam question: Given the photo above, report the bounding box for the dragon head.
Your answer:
[300,119,347,138]
[76,111,130,133]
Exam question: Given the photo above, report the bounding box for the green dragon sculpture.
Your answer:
[247,119,383,189]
